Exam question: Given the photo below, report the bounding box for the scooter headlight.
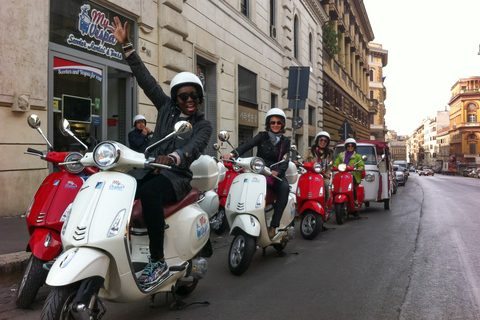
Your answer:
[93,142,120,169]
[313,162,322,173]
[365,173,375,182]
[250,157,265,173]
[63,152,85,174]
[338,163,347,172]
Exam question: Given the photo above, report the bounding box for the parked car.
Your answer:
[463,168,473,177]
[409,167,416,172]
[393,165,405,186]
[419,169,434,176]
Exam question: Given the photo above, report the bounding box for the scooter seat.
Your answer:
[130,188,200,228]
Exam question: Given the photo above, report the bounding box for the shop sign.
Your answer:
[54,57,102,82]
[66,4,122,60]
[238,105,258,127]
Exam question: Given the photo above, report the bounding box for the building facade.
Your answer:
[0,0,332,216]
[320,0,375,143]
[368,42,388,141]
[448,77,480,170]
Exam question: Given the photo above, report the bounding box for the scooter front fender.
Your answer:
[299,201,325,218]
[46,247,110,287]
[333,193,349,204]
[230,214,261,237]
[28,228,62,261]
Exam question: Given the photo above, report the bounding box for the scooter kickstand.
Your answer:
[168,287,210,310]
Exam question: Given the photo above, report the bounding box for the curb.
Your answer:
[0,251,30,276]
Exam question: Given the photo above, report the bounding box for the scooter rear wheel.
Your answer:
[300,210,323,240]
[15,254,48,308]
[228,232,255,276]
[335,202,347,225]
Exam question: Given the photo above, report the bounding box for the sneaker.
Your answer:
[268,226,276,239]
[138,258,168,285]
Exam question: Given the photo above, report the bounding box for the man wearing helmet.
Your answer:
[304,131,333,208]
[128,115,153,153]
[114,17,213,286]
[334,138,365,209]
[222,108,291,239]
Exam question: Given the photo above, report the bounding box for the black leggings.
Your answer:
[269,176,290,228]
[136,174,177,261]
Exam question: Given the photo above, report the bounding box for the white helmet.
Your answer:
[170,72,204,101]
[265,108,286,125]
[315,131,331,146]
[133,114,146,127]
[345,137,356,147]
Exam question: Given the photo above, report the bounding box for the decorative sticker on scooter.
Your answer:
[196,215,209,240]
[53,180,60,186]
[315,177,321,181]
[64,181,78,189]
[244,178,248,183]
[252,177,260,183]
[95,182,103,189]
[108,180,125,191]
[290,201,295,216]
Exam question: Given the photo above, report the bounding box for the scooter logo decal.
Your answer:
[65,181,78,189]
[53,180,60,186]
[109,180,125,191]
[196,215,209,240]
[252,177,260,183]
[314,177,321,181]
[244,178,248,183]
[95,182,103,189]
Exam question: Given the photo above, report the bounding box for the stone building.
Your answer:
[448,77,480,170]
[0,0,331,216]
[368,42,388,141]
[320,0,375,143]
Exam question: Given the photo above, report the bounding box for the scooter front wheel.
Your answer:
[300,210,323,240]
[335,202,347,225]
[228,232,256,276]
[15,254,48,308]
[41,283,81,320]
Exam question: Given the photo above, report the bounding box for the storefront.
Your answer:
[48,0,136,151]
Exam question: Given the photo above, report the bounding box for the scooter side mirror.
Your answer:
[59,118,89,150]
[27,114,54,150]
[145,120,192,154]
[27,114,41,129]
[213,143,220,151]
[362,155,368,161]
[218,130,229,142]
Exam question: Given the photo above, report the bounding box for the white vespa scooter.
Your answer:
[218,131,297,275]
[41,119,216,319]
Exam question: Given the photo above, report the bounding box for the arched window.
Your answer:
[294,15,299,60]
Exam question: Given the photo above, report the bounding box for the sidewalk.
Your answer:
[0,216,31,275]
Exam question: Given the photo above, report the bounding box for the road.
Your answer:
[2,173,480,319]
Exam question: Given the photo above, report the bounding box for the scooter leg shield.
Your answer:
[333,194,349,204]
[46,247,110,287]
[28,228,62,261]
[230,215,261,237]
[299,201,325,219]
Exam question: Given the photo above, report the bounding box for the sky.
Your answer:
[363,0,480,136]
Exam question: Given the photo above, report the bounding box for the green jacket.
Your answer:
[334,151,364,183]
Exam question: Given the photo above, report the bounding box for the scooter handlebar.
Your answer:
[24,148,44,157]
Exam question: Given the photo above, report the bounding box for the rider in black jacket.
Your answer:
[223,108,291,239]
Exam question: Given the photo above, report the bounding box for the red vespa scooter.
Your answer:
[331,156,366,225]
[212,142,243,235]
[296,159,332,239]
[15,114,96,308]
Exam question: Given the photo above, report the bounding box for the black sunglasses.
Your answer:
[346,144,355,148]
[318,138,328,142]
[178,91,199,102]
[270,121,283,125]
